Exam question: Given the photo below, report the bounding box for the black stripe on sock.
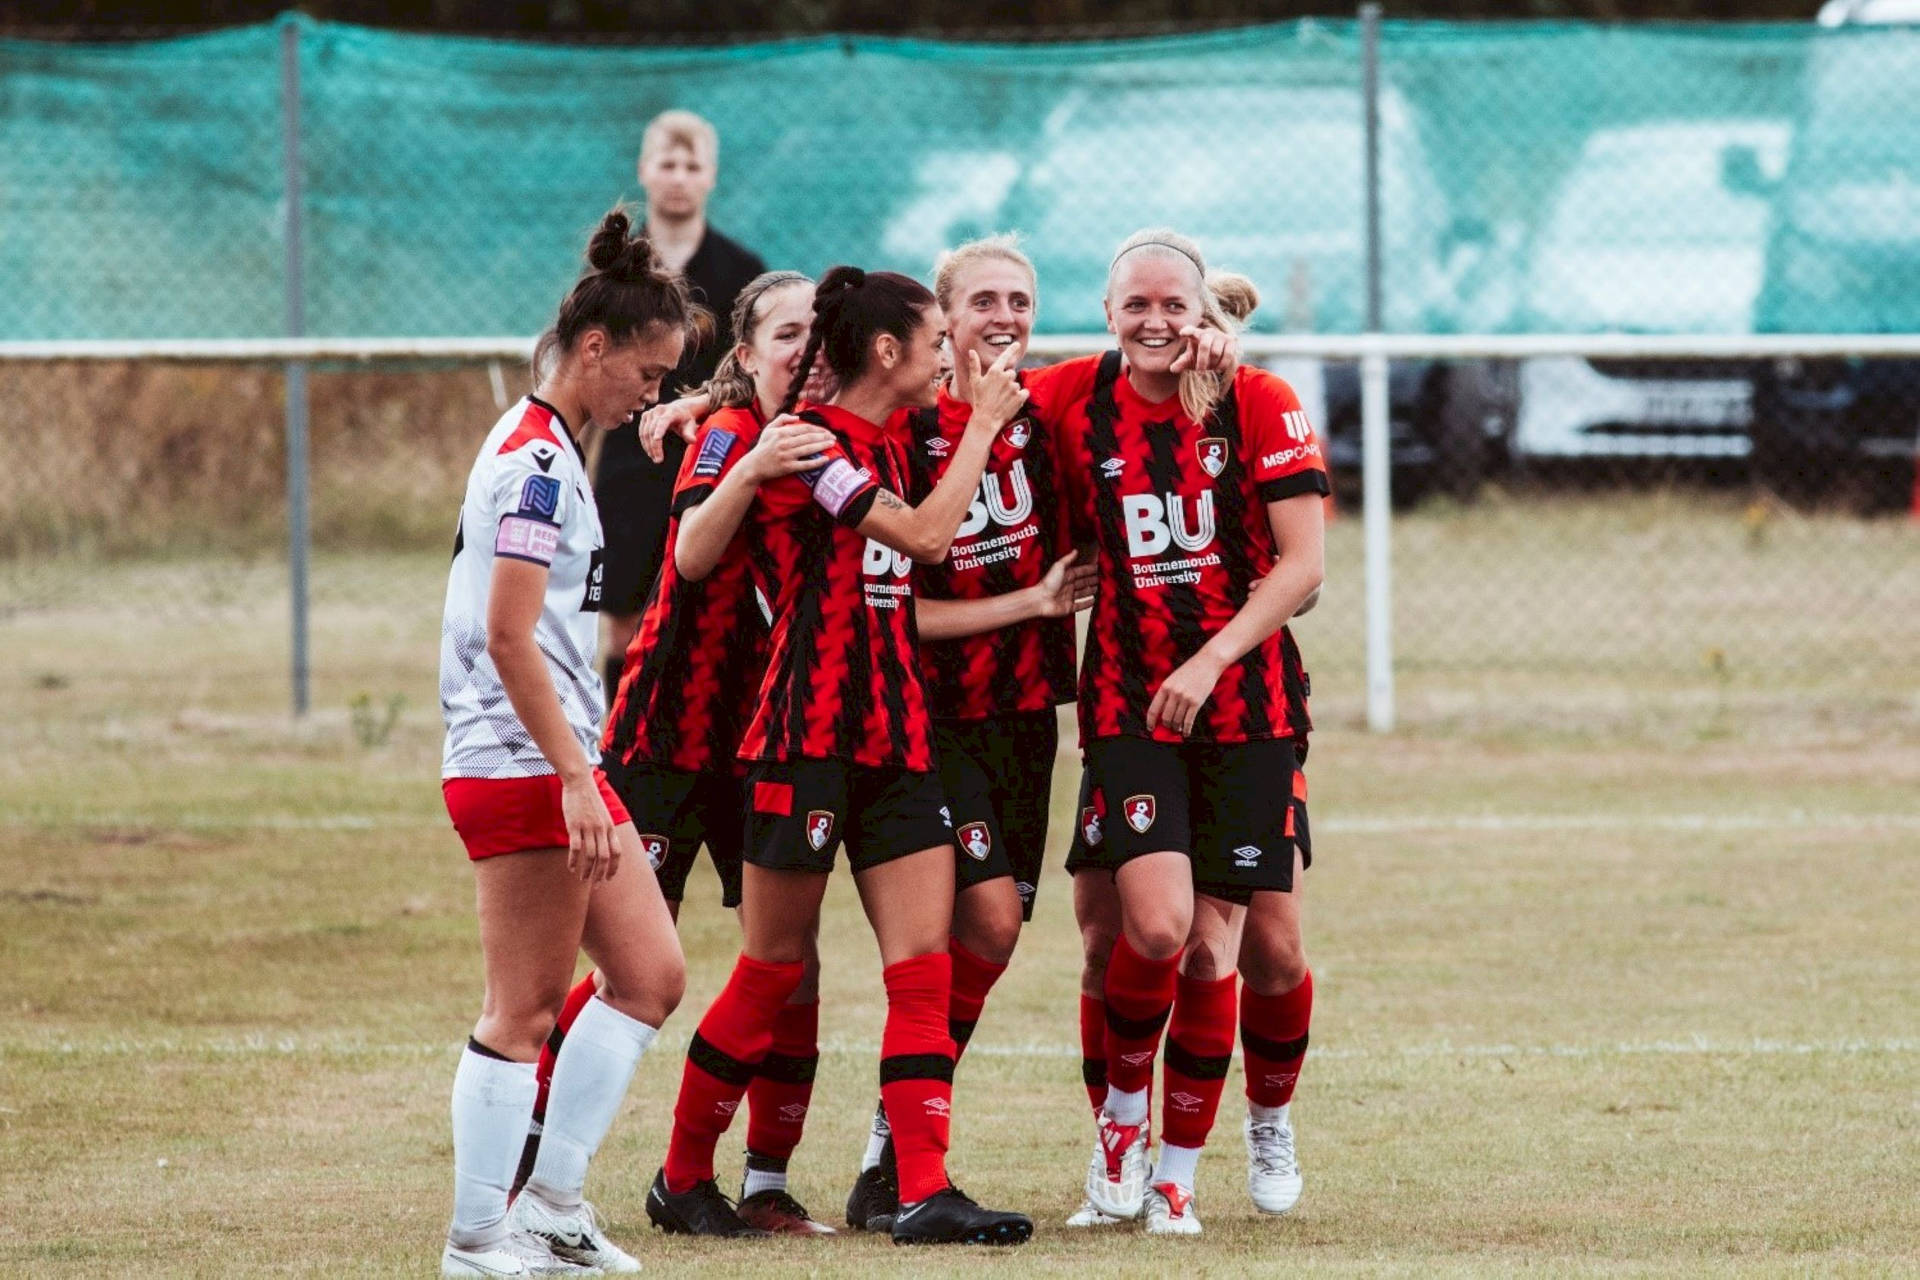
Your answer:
[687,1031,759,1087]
[949,1019,978,1052]
[756,1051,819,1085]
[1241,1027,1310,1063]
[1082,1059,1108,1089]
[1106,1003,1173,1042]
[1164,1037,1234,1081]
[879,1052,955,1087]
[743,1151,790,1174]
[467,1036,513,1062]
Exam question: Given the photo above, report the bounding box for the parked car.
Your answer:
[1749,4,1920,507]
[1511,120,1790,462]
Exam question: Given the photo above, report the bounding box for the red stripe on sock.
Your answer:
[1242,969,1313,1108]
[663,954,804,1191]
[745,1000,819,1162]
[1161,972,1238,1148]
[534,971,600,1121]
[947,935,1008,1064]
[1103,934,1179,1096]
[1079,993,1108,1115]
[879,952,955,1205]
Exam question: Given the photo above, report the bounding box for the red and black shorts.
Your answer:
[1064,736,1311,904]
[599,756,744,908]
[442,768,632,862]
[743,759,954,877]
[934,710,1059,921]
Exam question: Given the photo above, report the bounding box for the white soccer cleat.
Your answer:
[507,1194,636,1273]
[1063,1198,1124,1228]
[1245,1112,1304,1214]
[1143,1182,1202,1236]
[1084,1113,1151,1220]
[441,1230,600,1277]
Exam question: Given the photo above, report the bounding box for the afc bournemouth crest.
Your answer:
[1004,418,1032,450]
[1081,788,1105,847]
[958,822,992,862]
[639,834,668,870]
[1197,438,1229,478]
[806,810,835,852]
[1124,794,1157,835]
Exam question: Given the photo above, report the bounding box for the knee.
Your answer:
[476,1000,559,1061]
[599,950,686,1028]
[956,890,1022,966]
[1126,912,1189,963]
[1240,937,1308,995]
[1079,920,1118,988]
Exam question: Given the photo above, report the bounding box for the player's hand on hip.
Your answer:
[562,773,618,883]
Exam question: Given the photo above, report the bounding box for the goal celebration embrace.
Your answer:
[437,197,1328,1271]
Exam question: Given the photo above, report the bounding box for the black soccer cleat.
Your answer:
[890,1186,1033,1247]
[645,1168,770,1238]
[844,1136,899,1231]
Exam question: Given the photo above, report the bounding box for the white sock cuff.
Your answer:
[568,996,660,1054]
[1153,1140,1202,1191]
[1249,1101,1291,1126]
[453,1046,538,1100]
[1104,1084,1150,1126]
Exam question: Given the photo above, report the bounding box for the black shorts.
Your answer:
[935,710,1059,921]
[743,759,953,876]
[600,757,744,908]
[592,432,686,616]
[1064,736,1312,904]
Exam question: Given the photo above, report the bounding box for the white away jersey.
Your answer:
[440,396,606,779]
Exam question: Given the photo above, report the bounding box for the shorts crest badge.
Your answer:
[958,822,992,861]
[639,834,668,870]
[1124,794,1156,835]
[1197,438,1229,478]
[805,810,835,852]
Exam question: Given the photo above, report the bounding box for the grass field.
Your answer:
[4,494,1919,1275]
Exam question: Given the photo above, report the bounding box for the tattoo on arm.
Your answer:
[876,489,906,510]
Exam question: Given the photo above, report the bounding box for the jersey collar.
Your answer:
[526,394,585,463]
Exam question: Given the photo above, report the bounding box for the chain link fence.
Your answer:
[3,14,1918,740]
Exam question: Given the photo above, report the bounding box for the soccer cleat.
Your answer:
[1063,1198,1124,1228]
[1144,1182,1202,1236]
[1084,1112,1151,1219]
[737,1188,835,1236]
[890,1186,1033,1247]
[1245,1113,1304,1214]
[644,1169,768,1238]
[843,1138,899,1231]
[441,1230,598,1277]
[506,1192,640,1273]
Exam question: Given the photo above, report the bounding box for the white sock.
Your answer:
[1153,1141,1201,1191]
[741,1164,789,1199]
[526,999,658,1211]
[1104,1083,1149,1127]
[859,1099,890,1172]
[449,1043,538,1250]
[1249,1101,1290,1127]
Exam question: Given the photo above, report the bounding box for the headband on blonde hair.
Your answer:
[1110,238,1206,277]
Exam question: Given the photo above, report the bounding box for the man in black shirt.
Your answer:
[595,109,766,697]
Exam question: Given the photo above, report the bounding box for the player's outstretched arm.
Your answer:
[674,416,837,581]
[916,552,1096,641]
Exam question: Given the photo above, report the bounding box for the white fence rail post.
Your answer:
[1361,350,1395,733]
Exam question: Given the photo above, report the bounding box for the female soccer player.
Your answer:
[437,210,702,1277]
[1056,230,1327,1237]
[646,266,1038,1247]
[521,272,843,1235]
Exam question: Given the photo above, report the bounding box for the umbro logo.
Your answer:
[1120,1050,1154,1066]
[1170,1091,1203,1110]
[779,1103,809,1122]
[1100,457,1126,478]
[926,435,951,457]
[1233,844,1262,867]
[715,1099,740,1115]
[1263,1071,1300,1088]
[923,1097,951,1118]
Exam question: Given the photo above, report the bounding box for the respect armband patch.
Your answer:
[496,515,561,564]
[691,427,738,479]
[801,457,873,518]
[516,474,562,520]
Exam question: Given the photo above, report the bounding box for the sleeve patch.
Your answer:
[496,515,561,564]
[801,456,874,519]
[516,474,562,520]
[691,427,738,479]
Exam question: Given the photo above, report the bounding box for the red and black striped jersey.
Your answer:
[602,407,770,775]
[1058,352,1329,746]
[736,402,937,770]
[901,373,1078,721]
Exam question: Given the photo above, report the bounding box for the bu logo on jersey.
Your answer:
[862,539,912,578]
[1123,491,1216,557]
[958,822,991,862]
[1197,438,1229,478]
[1124,794,1156,834]
[957,461,1034,537]
[806,810,835,852]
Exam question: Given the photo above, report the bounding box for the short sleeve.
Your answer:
[488,450,569,567]
[670,421,746,518]
[1240,369,1332,504]
[758,440,880,529]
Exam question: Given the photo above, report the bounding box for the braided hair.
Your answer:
[777,265,937,417]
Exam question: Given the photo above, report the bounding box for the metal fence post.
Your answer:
[281,16,310,718]
[1359,2,1395,733]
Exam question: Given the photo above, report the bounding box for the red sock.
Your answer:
[1079,993,1108,1115]
[879,952,955,1205]
[1102,934,1180,1097]
[662,954,804,1192]
[946,936,1008,1065]
[1161,972,1238,1149]
[534,971,600,1122]
[1242,970,1313,1109]
[744,1000,819,1165]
